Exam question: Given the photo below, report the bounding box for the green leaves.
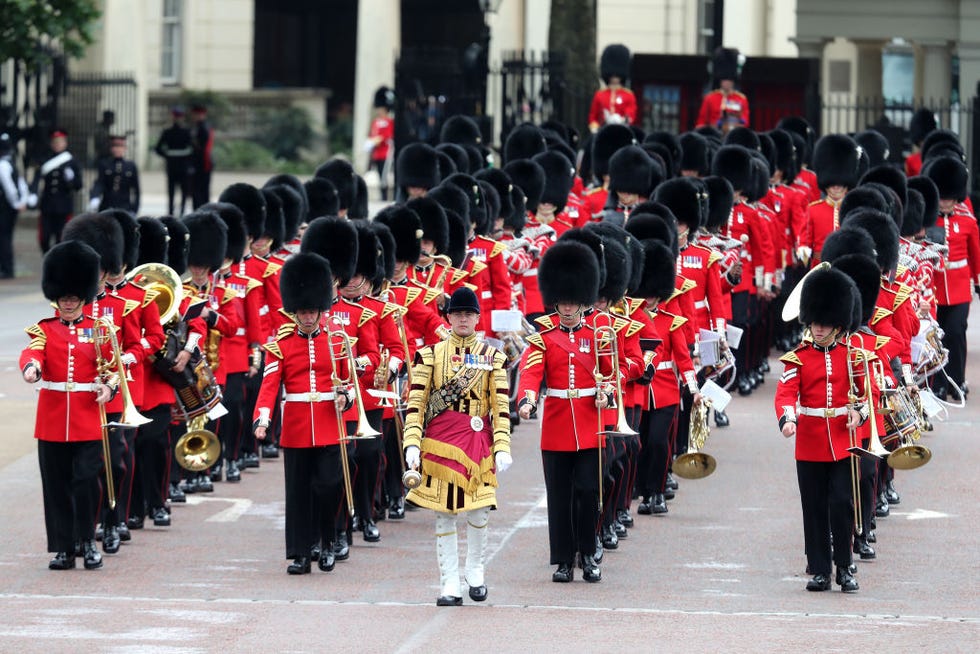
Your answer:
[0,0,101,68]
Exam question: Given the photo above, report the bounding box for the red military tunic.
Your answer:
[322,297,380,421]
[904,151,922,177]
[239,253,280,335]
[792,168,821,205]
[800,198,840,266]
[933,210,980,305]
[774,340,864,462]
[381,282,447,361]
[646,307,697,410]
[678,242,727,332]
[104,279,166,409]
[588,87,638,130]
[517,319,614,451]
[184,281,244,385]
[583,186,609,222]
[356,294,406,413]
[254,322,348,448]
[724,200,774,293]
[20,315,113,442]
[520,220,559,315]
[215,272,264,381]
[468,235,512,333]
[695,90,749,130]
[81,291,142,414]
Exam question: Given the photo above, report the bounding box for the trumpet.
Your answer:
[674,397,717,479]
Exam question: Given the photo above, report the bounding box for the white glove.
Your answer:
[26,193,38,209]
[495,451,512,474]
[88,197,100,211]
[405,445,420,470]
[62,167,74,182]
[120,352,137,367]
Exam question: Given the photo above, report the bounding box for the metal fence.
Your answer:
[61,72,138,170]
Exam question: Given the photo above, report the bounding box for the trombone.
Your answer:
[593,322,636,514]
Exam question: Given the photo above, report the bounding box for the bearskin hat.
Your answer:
[260,187,286,248]
[595,234,629,302]
[768,128,798,183]
[395,142,441,192]
[300,216,358,286]
[654,177,702,231]
[909,108,938,146]
[303,177,339,220]
[832,253,882,326]
[475,168,515,218]
[350,175,368,220]
[908,176,940,228]
[440,115,482,147]
[464,144,486,175]
[640,142,670,181]
[218,183,264,241]
[427,182,471,225]
[436,143,470,175]
[406,196,449,255]
[373,85,395,110]
[200,202,247,263]
[42,240,102,303]
[711,144,754,193]
[777,116,815,165]
[625,211,677,256]
[592,124,635,180]
[503,123,547,165]
[724,126,760,151]
[373,205,422,264]
[606,145,653,196]
[349,220,379,281]
[633,240,676,302]
[266,184,304,240]
[540,119,571,146]
[798,267,859,330]
[922,154,969,202]
[136,216,169,266]
[443,173,487,232]
[280,253,333,313]
[788,132,809,175]
[183,210,228,272]
[901,188,926,237]
[840,185,888,219]
[758,132,776,171]
[921,129,963,162]
[644,131,682,172]
[812,134,862,191]
[589,222,644,293]
[478,181,500,228]
[854,130,890,168]
[746,154,771,203]
[840,208,899,272]
[558,227,607,289]
[532,150,574,213]
[503,160,545,213]
[62,212,124,275]
[314,159,357,211]
[702,176,734,232]
[860,182,903,230]
[265,174,309,224]
[369,222,396,285]
[538,241,600,307]
[860,164,907,210]
[437,208,464,268]
[819,225,877,263]
[678,132,710,175]
[96,209,139,272]
[712,47,741,81]
[160,216,189,275]
[600,44,631,84]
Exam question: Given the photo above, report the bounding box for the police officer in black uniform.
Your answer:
[29,129,83,254]
[89,135,140,213]
[155,107,193,215]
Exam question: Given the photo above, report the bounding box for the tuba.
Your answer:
[174,414,222,472]
[673,398,717,479]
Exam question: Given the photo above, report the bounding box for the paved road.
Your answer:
[1,209,978,652]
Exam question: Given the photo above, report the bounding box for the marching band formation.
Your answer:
[17,46,977,602]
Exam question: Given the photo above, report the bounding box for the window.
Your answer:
[161,0,182,84]
[697,0,717,55]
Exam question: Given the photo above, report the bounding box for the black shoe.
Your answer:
[594,536,604,564]
[601,525,618,550]
[836,567,859,592]
[333,533,350,561]
[242,452,261,468]
[759,360,770,374]
[387,498,405,520]
[509,411,521,427]
[102,525,120,554]
[82,540,102,570]
[806,574,831,591]
[310,542,321,562]
[117,522,131,542]
[169,483,186,503]
[468,584,488,602]
[637,499,652,515]
[875,494,890,518]
[95,524,104,541]
[261,444,280,459]
[552,563,573,582]
[651,493,668,514]
[714,410,730,427]
[436,595,463,606]
[287,557,311,575]
[318,548,336,572]
[751,369,763,388]
[181,477,200,494]
[196,474,214,493]
[362,520,380,543]
[617,509,634,528]
[853,537,876,560]
[866,529,876,544]
[665,474,678,491]
[151,507,171,527]
[737,376,753,396]
[225,460,241,482]
[48,552,75,570]
[613,520,627,538]
[210,463,223,482]
[884,481,900,505]
[663,486,676,501]
[581,555,601,582]
[126,515,145,531]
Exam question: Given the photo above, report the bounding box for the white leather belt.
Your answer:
[38,380,96,392]
[523,269,538,277]
[656,361,675,371]
[545,387,597,399]
[798,406,848,418]
[481,291,493,299]
[693,300,708,310]
[235,327,246,336]
[283,391,336,402]
[947,258,968,270]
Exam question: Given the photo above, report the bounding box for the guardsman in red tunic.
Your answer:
[696,48,748,134]
[923,155,980,399]
[517,241,611,583]
[265,183,304,264]
[775,267,867,593]
[502,159,555,317]
[598,145,653,226]
[799,134,863,267]
[254,253,353,575]
[583,124,635,220]
[21,241,115,570]
[588,44,638,132]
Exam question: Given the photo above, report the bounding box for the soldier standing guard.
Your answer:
[588,44,638,132]
[89,135,140,213]
[402,287,512,606]
[696,47,749,134]
[29,129,83,254]
[155,107,193,216]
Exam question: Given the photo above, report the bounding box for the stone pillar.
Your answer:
[789,36,828,61]
[917,41,952,103]
[852,39,885,131]
[353,0,400,174]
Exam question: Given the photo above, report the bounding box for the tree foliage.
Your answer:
[0,0,102,68]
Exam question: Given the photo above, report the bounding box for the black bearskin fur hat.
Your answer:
[798,266,859,330]
[908,176,940,228]
[161,216,189,275]
[840,208,900,273]
[62,212,124,275]
[373,205,423,265]
[42,240,102,304]
[300,216,358,286]
[406,196,449,255]
[200,202,247,263]
[136,216,169,266]
[633,239,676,302]
[313,159,357,211]
[219,183,266,240]
[280,252,333,313]
[99,209,140,272]
[396,143,441,191]
[538,241,600,307]
[182,210,228,272]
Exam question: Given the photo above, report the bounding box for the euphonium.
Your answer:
[673,398,717,479]
[127,262,182,327]
[174,414,221,472]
